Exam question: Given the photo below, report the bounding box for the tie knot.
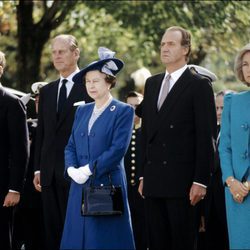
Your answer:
[165,74,171,82]
[62,79,68,85]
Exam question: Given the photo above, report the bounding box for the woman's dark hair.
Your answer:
[105,74,117,89]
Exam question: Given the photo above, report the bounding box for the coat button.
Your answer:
[163,161,167,165]
[147,161,151,164]
[241,124,249,130]
[242,151,248,159]
[162,143,166,147]
[80,132,85,136]
[170,125,174,128]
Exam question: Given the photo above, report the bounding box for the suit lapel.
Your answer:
[148,68,193,141]
[48,80,59,128]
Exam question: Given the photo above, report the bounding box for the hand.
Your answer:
[138,179,145,199]
[3,192,20,207]
[78,165,92,176]
[33,173,41,192]
[227,177,248,203]
[189,183,206,206]
[67,166,90,184]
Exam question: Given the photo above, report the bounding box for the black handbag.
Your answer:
[81,165,124,216]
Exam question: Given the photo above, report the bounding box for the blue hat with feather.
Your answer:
[75,47,124,81]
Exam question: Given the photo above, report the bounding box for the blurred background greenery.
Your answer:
[0,0,250,99]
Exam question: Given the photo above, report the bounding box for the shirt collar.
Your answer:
[165,64,187,83]
[60,68,80,83]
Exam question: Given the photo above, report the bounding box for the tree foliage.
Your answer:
[0,1,250,93]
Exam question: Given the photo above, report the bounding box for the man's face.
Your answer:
[160,30,188,69]
[127,96,142,125]
[51,38,79,76]
[216,95,224,125]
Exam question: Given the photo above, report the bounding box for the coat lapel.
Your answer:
[48,80,59,128]
[148,68,193,141]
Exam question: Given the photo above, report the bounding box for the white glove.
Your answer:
[67,165,91,184]
[78,165,92,176]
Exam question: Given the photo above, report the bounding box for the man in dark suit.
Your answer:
[0,51,29,250]
[138,26,217,250]
[33,35,93,250]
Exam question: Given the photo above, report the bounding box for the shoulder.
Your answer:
[227,90,250,104]
[146,73,164,83]
[0,87,26,114]
[39,79,59,93]
[76,102,93,113]
[0,87,21,104]
[111,99,133,112]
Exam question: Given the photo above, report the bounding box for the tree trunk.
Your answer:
[16,1,50,92]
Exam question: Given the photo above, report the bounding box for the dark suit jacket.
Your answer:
[34,79,93,186]
[140,68,217,198]
[0,87,29,194]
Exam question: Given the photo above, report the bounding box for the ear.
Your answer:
[182,46,189,57]
[74,48,80,60]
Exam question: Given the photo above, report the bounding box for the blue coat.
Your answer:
[60,98,135,250]
[219,92,250,249]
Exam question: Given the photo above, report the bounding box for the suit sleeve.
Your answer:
[64,106,81,179]
[8,98,29,191]
[193,78,217,186]
[218,93,234,183]
[34,86,45,172]
[138,79,150,178]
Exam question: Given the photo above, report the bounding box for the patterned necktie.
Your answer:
[157,74,171,110]
[57,79,67,115]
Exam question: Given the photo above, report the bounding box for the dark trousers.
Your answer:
[12,204,44,250]
[0,190,13,250]
[204,171,229,250]
[145,197,198,250]
[128,185,147,250]
[41,177,69,250]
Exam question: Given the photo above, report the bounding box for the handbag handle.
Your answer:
[89,163,113,188]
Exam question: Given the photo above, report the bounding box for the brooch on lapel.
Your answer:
[110,105,116,111]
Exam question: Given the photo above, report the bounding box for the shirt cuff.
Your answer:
[9,190,20,194]
[139,177,144,180]
[193,182,207,188]
[34,170,40,175]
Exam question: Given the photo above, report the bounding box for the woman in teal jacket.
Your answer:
[219,43,250,249]
[60,47,135,250]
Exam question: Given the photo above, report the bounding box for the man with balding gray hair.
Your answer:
[33,34,92,250]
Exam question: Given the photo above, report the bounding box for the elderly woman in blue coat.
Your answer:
[60,47,135,250]
[219,43,250,249]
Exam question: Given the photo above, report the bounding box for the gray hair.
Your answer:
[52,34,79,51]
